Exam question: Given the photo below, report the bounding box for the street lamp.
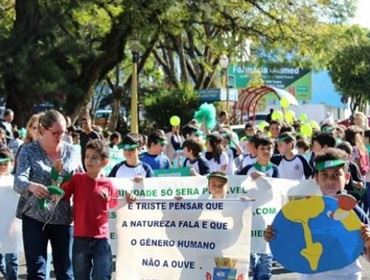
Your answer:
[130,39,140,133]
[219,54,230,123]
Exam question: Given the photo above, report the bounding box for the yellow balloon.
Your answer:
[299,113,308,122]
[284,110,295,124]
[280,97,290,109]
[309,120,320,130]
[301,124,313,137]
[258,121,269,129]
[272,110,283,121]
[170,115,181,126]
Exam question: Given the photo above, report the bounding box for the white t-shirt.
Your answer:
[205,151,229,172]
[277,154,313,180]
[113,161,153,178]
[225,148,237,175]
[239,153,257,171]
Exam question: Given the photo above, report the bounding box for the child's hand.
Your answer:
[361,223,370,249]
[189,168,198,176]
[100,188,110,201]
[125,192,137,204]
[239,196,255,202]
[250,171,264,180]
[133,176,143,183]
[264,225,275,242]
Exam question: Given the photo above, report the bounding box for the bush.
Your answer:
[143,84,199,131]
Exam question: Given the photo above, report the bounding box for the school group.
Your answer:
[0,109,370,279]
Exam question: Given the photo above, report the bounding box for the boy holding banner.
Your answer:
[265,148,370,280]
[238,136,278,280]
[62,139,118,279]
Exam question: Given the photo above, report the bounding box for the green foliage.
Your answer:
[143,84,199,130]
[328,39,370,112]
[0,0,363,125]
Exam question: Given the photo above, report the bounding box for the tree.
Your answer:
[328,38,370,113]
[0,0,169,125]
[152,0,359,90]
[143,85,199,131]
[0,0,361,126]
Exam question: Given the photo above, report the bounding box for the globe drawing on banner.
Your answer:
[270,195,363,274]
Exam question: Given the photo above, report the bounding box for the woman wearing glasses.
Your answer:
[14,109,80,280]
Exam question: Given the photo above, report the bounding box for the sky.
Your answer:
[351,0,370,28]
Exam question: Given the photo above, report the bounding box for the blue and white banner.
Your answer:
[109,176,321,254]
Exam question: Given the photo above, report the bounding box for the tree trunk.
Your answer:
[109,86,124,132]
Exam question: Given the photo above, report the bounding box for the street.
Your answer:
[7,255,370,279]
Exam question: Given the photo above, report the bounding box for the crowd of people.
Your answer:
[0,108,370,279]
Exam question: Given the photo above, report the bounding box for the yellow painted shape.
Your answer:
[282,196,325,223]
[282,196,325,271]
[339,210,362,231]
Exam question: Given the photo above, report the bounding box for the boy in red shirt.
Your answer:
[62,139,117,280]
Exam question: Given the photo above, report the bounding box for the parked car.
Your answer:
[94,109,111,127]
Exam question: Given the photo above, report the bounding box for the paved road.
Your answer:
[6,256,370,279]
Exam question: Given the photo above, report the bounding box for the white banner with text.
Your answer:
[116,199,251,280]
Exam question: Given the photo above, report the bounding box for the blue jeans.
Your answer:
[250,253,272,280]
[22,215,73,280]
[0,253,18,280]
[73,237,112,280]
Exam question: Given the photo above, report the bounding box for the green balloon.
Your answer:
[272,110,283,121]
[170,115,181,126]
[301,124,313,137]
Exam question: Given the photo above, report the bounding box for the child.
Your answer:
[139,130,171,170]
[311,132,336,156]
[182,139,210,176]
[109,133,154,179]
[269,121,281,139]
[296,138,311,161]
[239,134,259,172]
[237,136,277,280]
[0,148,18,280]
[240,122,256,141]
[109,131,121,149]
[265,148,370,279]
[207,171,229,199]
[61,139,118,279]
[274,132,313,180]
[221,128,243,175]
[204,132,229,173]
[336,142,365,201]
[309,132,337,171]
[238,136,279,180]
